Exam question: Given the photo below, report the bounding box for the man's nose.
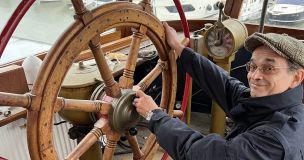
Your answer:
[250,68,264,80]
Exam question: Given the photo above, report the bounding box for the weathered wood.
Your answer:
[119,25,148,89]
[0,108,26,127]
[0,2,176,159]
[0,31,123,68]
[71,0,87,16]
[27,111,42,160]
[99,31,122,45]
[0,65,29,126]
[54,97,111,114]
[102,131,120,160]
[100,36,134,54]
[30,2,174,159]
[0,92,31,109]
[139,0,153,13]
[90,44,122,98]
[65,118,109,160]
[73,0,122,98]
[74,36,149,62]
[140,134,158,159]
[224,0,244,18]
[138,60,165,91]
[126,132,145,160]
[0,51,46,68]
[246,23,304,39]
[0,65,28,93]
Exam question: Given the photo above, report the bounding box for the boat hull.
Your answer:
[267,4,304,24]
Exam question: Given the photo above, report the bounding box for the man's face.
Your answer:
[247,46,296,97]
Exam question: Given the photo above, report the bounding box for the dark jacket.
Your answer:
[148,47,304,160]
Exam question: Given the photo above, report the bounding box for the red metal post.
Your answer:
[0,0,36,57]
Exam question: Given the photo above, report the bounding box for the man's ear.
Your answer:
[290,69,304,88]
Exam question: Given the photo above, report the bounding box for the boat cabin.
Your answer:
[0,0,303,159]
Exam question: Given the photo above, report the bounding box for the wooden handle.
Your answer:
[0,92,31,109]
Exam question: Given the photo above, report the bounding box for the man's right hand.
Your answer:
[163,22,189,57]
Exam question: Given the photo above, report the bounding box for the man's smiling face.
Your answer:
[247,46,297,97]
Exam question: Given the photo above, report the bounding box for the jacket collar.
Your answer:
[230,84,303,124]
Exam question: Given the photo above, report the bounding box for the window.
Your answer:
[239,0,304,30]
[153,0,219,21]
[0,0,117,64]
[165,4,195,13]
[0,0,221,64]
[0,0,75,64]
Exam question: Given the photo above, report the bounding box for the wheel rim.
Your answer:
[24,2,177,159]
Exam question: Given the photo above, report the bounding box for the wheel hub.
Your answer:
[109,89,140,133]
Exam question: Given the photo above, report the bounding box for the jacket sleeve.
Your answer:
[149,110,284,160]
[179,47,249,113]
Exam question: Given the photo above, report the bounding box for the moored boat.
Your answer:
[267,0,304,23]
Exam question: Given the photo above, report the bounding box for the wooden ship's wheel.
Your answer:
[0,0,184,159]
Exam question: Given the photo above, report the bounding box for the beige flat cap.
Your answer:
[244,32,304,67]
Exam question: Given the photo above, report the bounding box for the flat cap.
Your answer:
[244,32,304,67]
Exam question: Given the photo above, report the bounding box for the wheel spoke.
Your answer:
[71,0,122,98]
[141,134,159,159]
[65,117,109,160]
[103,131,121,159]
[54,97,111,114]
[90,42,121,98]
[22,2,176,159]
[126,132,144,160]
[119,25,148,89]
[0,92,31,109]
[135,39,188,92]
[137,60,167,91]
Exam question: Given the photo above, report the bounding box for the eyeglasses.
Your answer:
[245,62,290,74]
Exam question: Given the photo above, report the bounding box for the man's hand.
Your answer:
[163,22,189,57]
[133,90,159,118]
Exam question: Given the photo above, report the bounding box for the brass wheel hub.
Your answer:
[109,89,140,133]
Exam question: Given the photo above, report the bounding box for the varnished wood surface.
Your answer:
[22,1,175,159]
[224,0,244,19]
[246,23,304,40]
[0,65,29,126]
[0,65,28,93]
[119,25,148,89]
[0,108,26,127]
[0,39,152,127]
[168,20,304,40]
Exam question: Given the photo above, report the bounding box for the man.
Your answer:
[133,22,304,160]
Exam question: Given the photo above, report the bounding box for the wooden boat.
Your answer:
[0,0,303,159]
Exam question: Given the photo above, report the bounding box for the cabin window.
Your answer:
[0,0,116,65]
[0,0,221,65]
[151,0,219,21]
[165,4,195,13]
[239,0,304,30]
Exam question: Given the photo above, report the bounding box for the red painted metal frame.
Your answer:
[0,0,36,57]
[172,0,191,122]
[162,0,192,159]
